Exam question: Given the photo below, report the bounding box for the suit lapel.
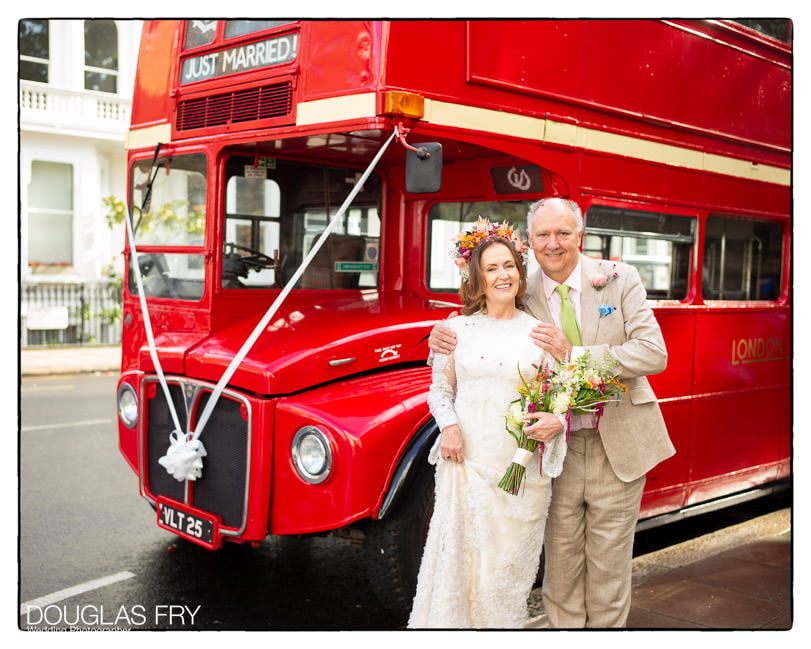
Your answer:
[580,256,602,346]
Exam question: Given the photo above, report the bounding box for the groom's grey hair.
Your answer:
[526,198,584,233]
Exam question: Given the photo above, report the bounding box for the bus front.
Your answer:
[115,20,447,611]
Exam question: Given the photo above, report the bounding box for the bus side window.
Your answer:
[702,216,783,301]
[582,206,695,300]
[427,200,533,292]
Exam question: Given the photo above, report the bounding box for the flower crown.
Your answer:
[451,216,527,278]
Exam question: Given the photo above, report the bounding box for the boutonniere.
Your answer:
[590,264,619,291]
[598,304,616,318]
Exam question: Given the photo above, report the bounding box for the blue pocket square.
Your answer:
[598,304,615,318]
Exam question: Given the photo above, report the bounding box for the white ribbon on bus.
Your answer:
[126,129,398,482]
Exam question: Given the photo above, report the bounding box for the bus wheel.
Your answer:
[363,465,435,622]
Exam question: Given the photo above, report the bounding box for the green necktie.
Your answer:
[555,284,582,346]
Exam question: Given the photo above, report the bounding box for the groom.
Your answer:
[428,197,675,627]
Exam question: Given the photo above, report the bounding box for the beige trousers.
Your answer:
[541,428,646,628]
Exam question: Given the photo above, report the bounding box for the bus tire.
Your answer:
[363,464,435,622]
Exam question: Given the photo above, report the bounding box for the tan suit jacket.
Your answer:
[523,255,675,482]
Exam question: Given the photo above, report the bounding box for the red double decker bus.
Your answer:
[116,19,791,618]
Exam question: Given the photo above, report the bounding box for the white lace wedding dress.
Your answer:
[408,311,556,629]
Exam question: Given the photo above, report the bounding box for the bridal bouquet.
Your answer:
[498,351,626,495]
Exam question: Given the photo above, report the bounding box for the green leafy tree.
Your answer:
[102,195,205,239]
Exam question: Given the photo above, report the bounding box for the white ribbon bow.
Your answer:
[157,431,208,481]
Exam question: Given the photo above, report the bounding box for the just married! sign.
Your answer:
[180,33,298,84]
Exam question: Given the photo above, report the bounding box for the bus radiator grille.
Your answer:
[145,380,250,531]
[176,81,293,131]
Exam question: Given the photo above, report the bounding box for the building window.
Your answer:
[84,20,118,93]
[28,161,74,271]
[19,19,49,83]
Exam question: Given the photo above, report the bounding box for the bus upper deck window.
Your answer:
[184,20,217,49]
[223,20,296,39]
[582,206,695,301]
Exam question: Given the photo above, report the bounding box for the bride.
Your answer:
[408,220,566,629]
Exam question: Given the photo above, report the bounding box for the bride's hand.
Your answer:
[523,412,564,443]
[439,424,464,463]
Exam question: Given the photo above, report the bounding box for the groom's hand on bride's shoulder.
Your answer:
[428,312,459,355]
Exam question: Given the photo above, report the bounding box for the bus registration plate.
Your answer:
[157,499,220,549]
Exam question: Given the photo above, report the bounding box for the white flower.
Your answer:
[505,401,524,432]
[552,392,571,415]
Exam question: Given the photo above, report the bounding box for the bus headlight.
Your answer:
[292,426,332,484]
[117,383,139,429]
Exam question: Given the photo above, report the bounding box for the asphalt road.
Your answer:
[19,373,402,631]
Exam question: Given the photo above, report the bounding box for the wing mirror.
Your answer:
[405,142,442,193]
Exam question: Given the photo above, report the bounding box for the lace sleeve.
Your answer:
[427,351,458,432]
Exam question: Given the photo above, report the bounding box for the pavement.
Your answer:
[526,506,793,630]
[19,345,795,632]
[20,344,121,376]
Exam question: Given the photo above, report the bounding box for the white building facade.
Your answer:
[19,19,143,344]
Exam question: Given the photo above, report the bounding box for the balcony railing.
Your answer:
[20,81,131,138]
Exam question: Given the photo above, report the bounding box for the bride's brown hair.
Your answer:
[459,238,527,316]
